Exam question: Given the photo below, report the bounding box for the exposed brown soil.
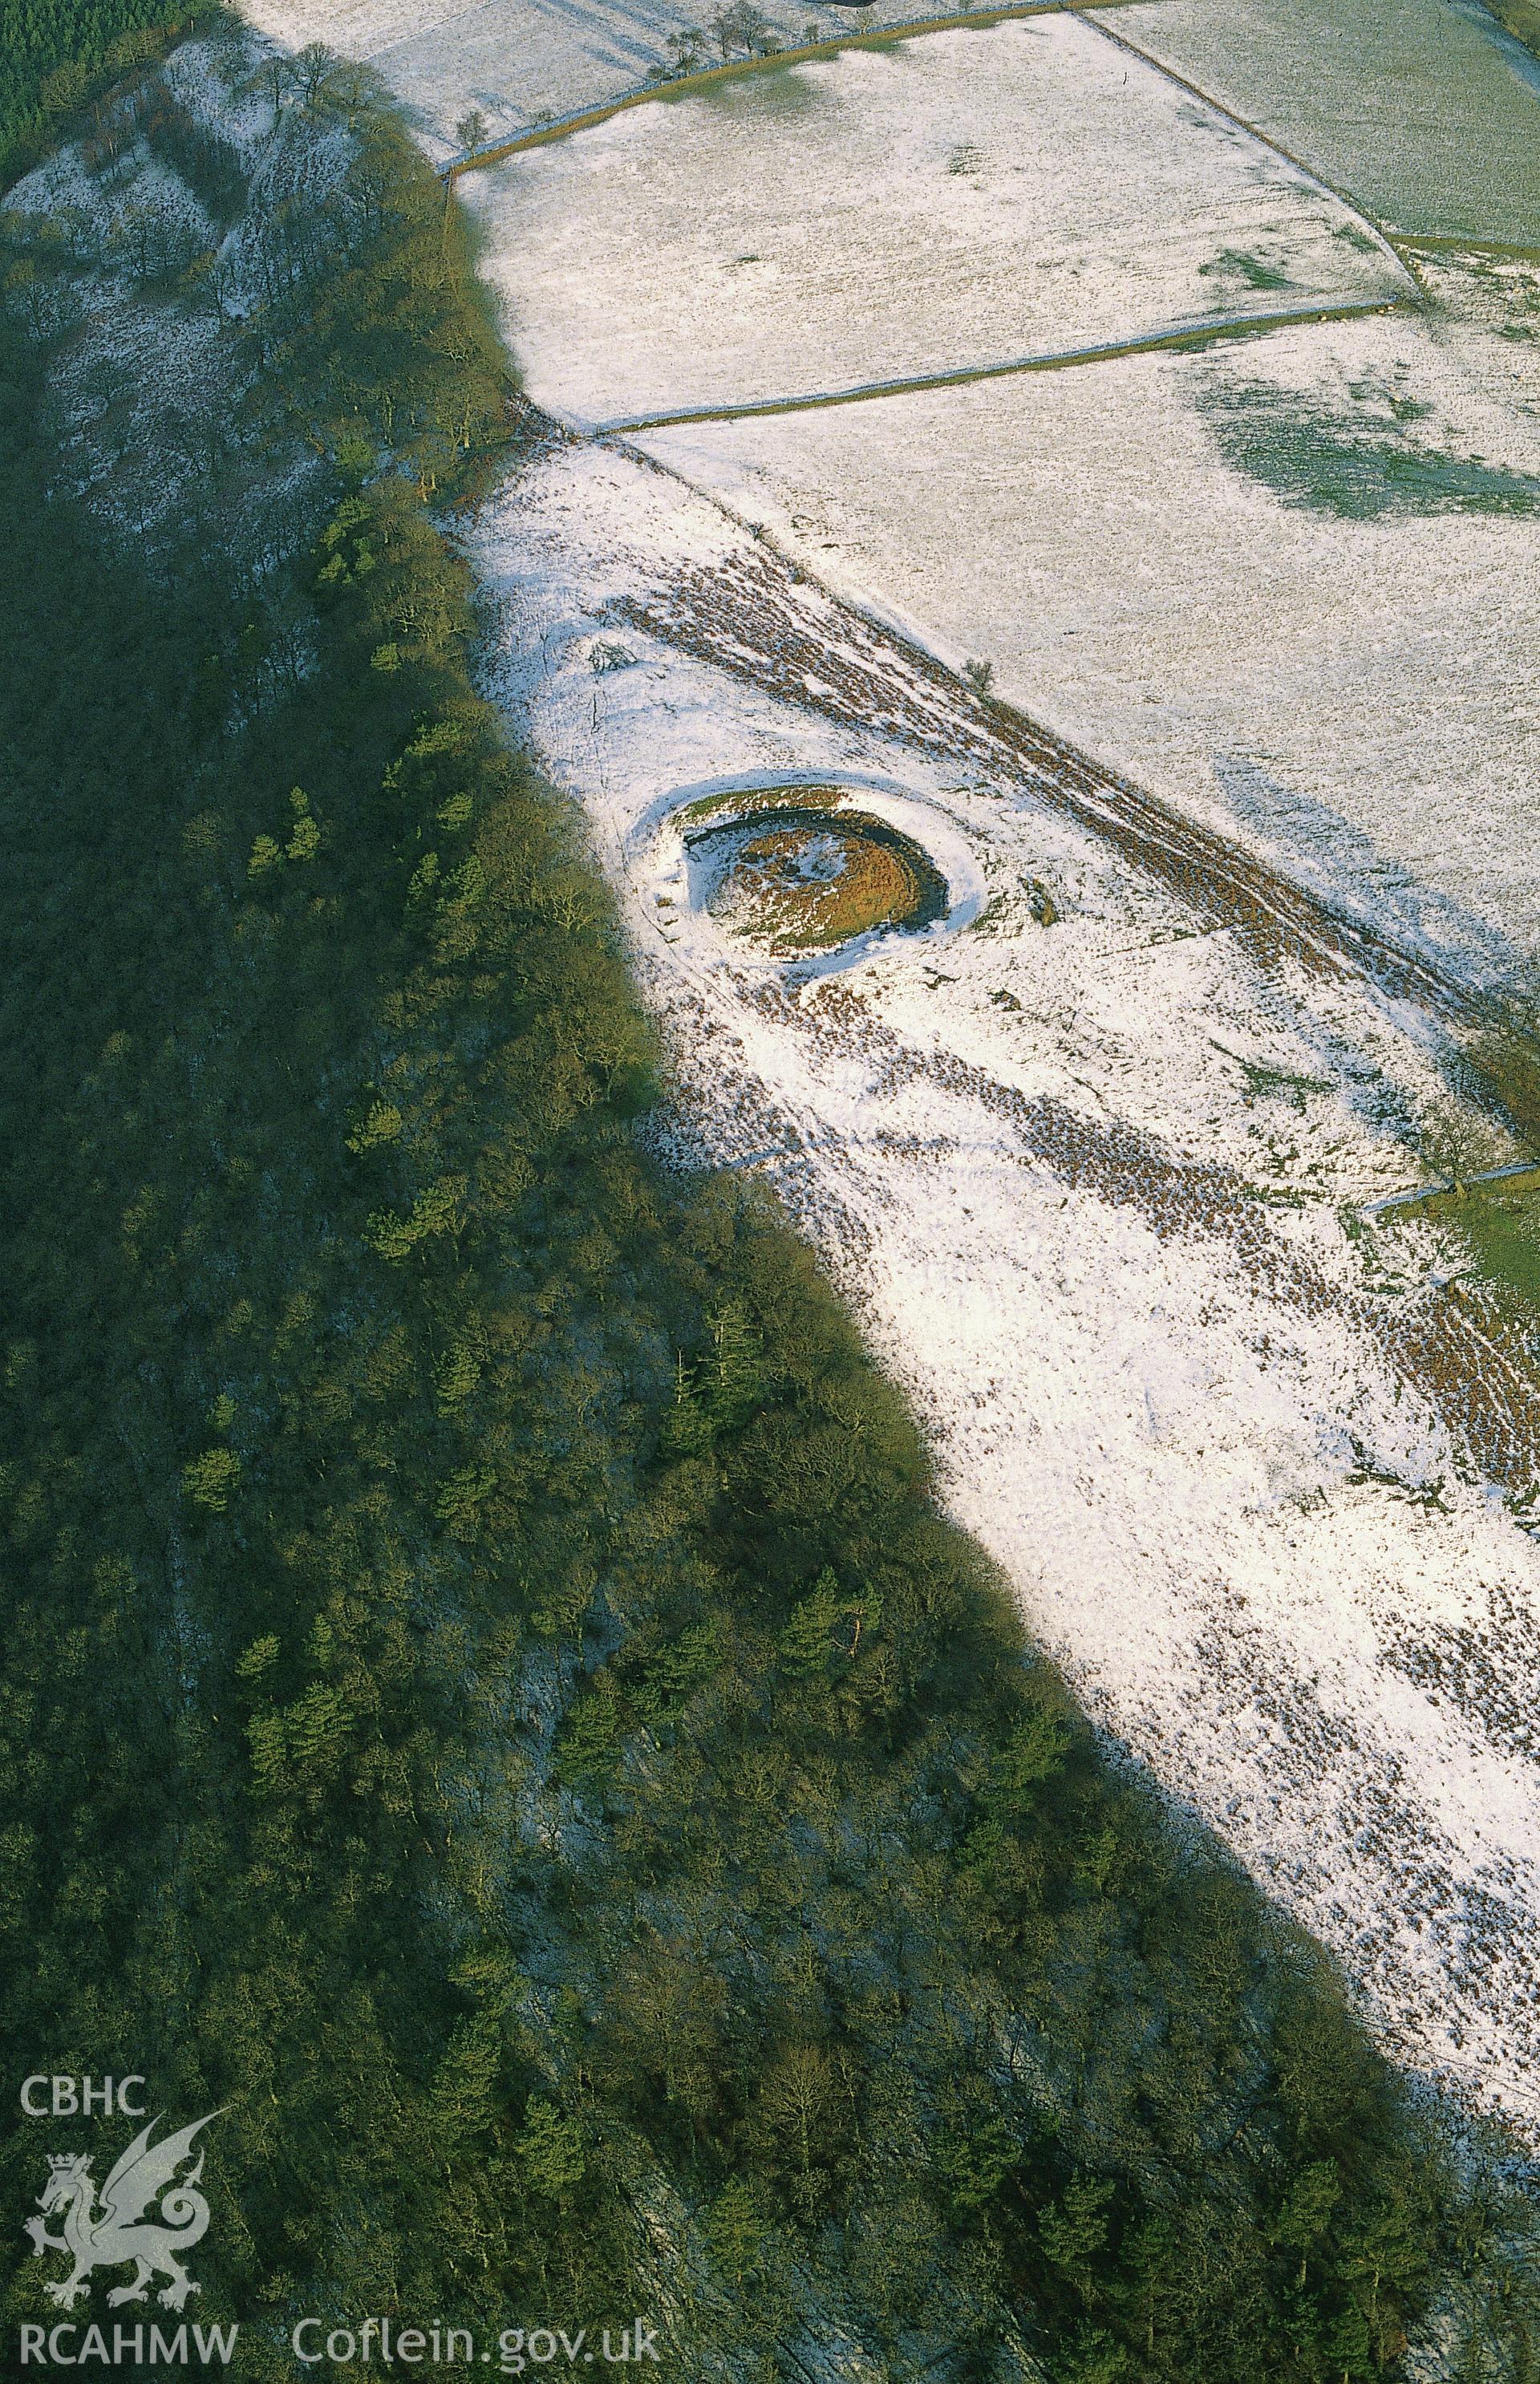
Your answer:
[719,969,1540,1494]
[612,500,1491,1025]
[691,803,946,951]
[602,448,1539,1490]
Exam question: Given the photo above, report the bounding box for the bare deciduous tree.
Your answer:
[294,42,339,110]
[708,2,774,59]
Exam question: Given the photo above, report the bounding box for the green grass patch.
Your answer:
[1446,1019,1540,1303]
[676,778,852,824]
[1201,376,1540,516]
[1199,245,1295,292]
[1460,1182,1540,1302]
[1486,0,1540,61]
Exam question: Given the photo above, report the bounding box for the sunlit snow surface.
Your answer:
[641,282,1540,963]
[232,0,1540,2137]
[457,18,1408,425]
[468,434,1540,2139]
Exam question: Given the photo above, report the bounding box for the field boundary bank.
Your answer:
[1075,7,1534,273]
[1402,233,1540,262]
[444,0,1162,177]
[585,412,1493,1028]
[1364,1158,1540,1222]
[589,298,1411,431]
[436,0,1514,306]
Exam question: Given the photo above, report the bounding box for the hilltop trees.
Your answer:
[710,2,776,59]
[650,10,776,79]
[653,27,712,79]
[1,0,217,184]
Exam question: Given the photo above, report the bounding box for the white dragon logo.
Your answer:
[24,2111,221,2311]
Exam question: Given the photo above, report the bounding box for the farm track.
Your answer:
[605,460,1493,1027]
[744,977,1540,1493]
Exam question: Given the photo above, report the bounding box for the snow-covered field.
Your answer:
[640,275,1540,963]
[238,0,964,153]
[216,0,1540,2141]
[468,432,1540,2138]
[1092,0,1540,244]
[460,16,1408,427]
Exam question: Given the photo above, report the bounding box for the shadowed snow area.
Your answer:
[641,281,1540,961]
[238,0,962,152]
[1094,0,1540,244]
[6,32,338,563]
[469,434,1540,2138]
[457,18,1408,426]
[225,0,1540,2139]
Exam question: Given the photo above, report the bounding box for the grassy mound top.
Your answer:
[694,805,947,952]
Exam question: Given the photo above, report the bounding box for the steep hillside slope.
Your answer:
[469,428,1540,2147]
[8,38,1531,2379]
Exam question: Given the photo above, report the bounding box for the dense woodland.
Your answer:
[0,0,221,184]
[0,33,1537,2384]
